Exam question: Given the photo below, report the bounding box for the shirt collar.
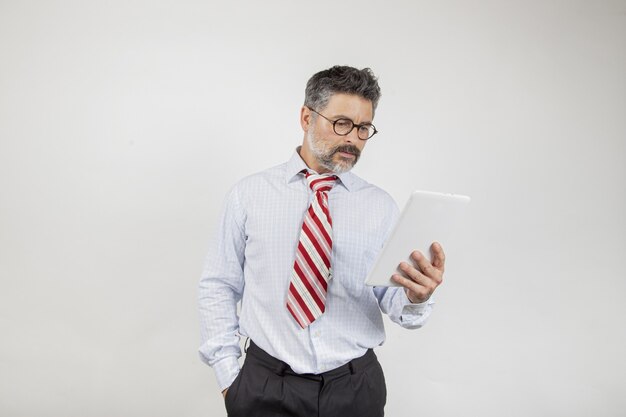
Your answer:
[285,147,354,192]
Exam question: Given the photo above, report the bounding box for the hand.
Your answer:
[391,242,445,303]
[222,388,228,399]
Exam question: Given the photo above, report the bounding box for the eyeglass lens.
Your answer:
[333,119,376,139]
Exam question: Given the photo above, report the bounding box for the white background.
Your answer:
[1,1,625,416]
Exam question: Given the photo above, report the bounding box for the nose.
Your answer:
[344,126,360,143]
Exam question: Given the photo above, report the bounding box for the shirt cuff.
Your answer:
[402,299,431,313]
[399,294,434,328]
[212,356,241,392]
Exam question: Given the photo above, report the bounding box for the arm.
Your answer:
[198,186,246,392]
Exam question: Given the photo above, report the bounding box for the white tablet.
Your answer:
[365,190,471,287]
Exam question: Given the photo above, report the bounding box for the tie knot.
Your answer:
[304,171,338,193]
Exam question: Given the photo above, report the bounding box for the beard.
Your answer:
[306,128,361,174]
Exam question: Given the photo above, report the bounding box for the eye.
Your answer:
[334,119,353,130]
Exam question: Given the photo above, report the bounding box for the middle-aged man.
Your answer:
[198,65,445,417]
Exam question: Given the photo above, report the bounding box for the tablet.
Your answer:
[365,190,471,287]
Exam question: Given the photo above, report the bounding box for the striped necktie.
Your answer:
[286,170,338,328]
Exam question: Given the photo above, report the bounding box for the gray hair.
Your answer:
[304,66,381,115]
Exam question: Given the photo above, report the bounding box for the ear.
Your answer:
[300,106,312,132]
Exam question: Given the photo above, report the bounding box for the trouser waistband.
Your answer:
[246,340,377,379]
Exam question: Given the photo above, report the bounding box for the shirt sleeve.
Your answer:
[374,286,435,329]
[198,185,246,391]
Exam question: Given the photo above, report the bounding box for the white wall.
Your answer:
[1,1,624,416]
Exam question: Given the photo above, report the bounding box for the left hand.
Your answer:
[391,242,445,304]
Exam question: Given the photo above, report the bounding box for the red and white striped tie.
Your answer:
[286,170,338,328]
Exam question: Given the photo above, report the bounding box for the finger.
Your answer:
[399,261,440,293]
[430,242,446,272]
[399,261,428,285]
[409,251,438,280]
[392,274,431,302]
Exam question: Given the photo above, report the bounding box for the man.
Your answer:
[198,66,445,417]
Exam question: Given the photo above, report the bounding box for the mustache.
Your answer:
[332,145,361,158]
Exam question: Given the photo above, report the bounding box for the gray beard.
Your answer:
[306,130,360,174]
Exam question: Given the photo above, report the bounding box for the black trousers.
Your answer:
[224,341,387,417]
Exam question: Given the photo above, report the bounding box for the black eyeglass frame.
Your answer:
[307,106,378,140]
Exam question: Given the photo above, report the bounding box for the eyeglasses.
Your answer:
[307,107,378,140]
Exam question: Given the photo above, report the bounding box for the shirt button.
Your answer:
[313,331,321,338]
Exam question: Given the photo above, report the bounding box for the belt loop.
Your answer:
[349,360,355,375]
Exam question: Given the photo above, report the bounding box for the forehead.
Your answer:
[322,93,373,122]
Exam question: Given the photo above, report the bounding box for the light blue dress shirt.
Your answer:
[198,149,435,391]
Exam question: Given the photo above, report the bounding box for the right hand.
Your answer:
[222,388,228,399]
